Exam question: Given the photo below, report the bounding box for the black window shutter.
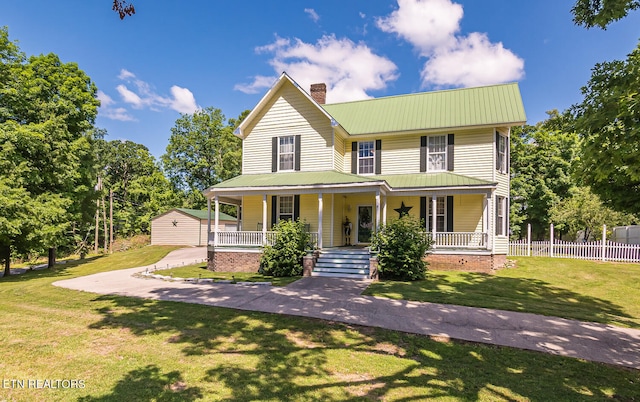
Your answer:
[447,134,454,171]
[294,135,301,171]
[495,197,500,236]
[294,195,300,220]
[375,139,382,175]
[351,142,358,174]
[506,197,510,237]
[420,136,427,172]
[271,195,277,228]
[447,196,454,232]
[272,137,278,172]
[495,131,500,170]
[420,196,427,228]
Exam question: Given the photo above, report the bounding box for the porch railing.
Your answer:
[211,231,485,249]
[210,231,319,248]
[428,232,488,249]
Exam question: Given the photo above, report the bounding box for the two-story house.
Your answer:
[204,72,526,276]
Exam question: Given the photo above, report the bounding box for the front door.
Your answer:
[357,205,373,243]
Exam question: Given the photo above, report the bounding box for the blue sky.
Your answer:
[3,1,640,158]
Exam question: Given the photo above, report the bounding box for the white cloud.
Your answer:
[422,33,525,87]
[169,85,198,114]
[116,84,144,108]
[97,90,135,121]
[377,0,524,88]
[304,8,320,22]
[236,35,398,103]
[98,70,200,121]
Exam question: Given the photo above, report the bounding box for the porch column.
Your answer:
[382,195,387,226]
[207,197,212,243]
[262,194,268,245]
[236,205,241,231]
[214,195,220,246]
[375,190,381,231]
[318,193,323,249]
[482,195,489,249]
[487,192,493,252]
[431,196,437,243]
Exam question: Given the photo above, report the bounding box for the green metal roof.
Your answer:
[175,208,236,221]
[374,173,495,189]
[211,171,381,189]
[322,83,526,135]
[210,171,494,191]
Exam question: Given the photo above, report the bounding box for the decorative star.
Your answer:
[172,220,178,227]
[394,201,413,218]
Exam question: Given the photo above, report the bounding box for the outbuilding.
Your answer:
[151,208,237,246]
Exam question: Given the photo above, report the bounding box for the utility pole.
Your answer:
[109,189,113,254]
[94,177,102,254]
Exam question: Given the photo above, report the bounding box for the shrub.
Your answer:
[371,216,433,281]
[259,219,311,277]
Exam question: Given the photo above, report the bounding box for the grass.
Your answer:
[364,257,640,329]
[158,264,300,286]
[0,249,638,401]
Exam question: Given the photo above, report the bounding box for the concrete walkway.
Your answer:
[53,247,640,370]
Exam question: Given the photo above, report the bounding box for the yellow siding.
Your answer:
[151,211,201,246]
[334,135,345,172]
[385,196,421,222]
[454,128,495,181]
[453,194,484,232]
[242,196,265,232]
[243,82,333,174]
[381,136,421,174]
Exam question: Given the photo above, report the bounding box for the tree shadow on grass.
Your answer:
[366,272,638,328]
[0,256,104,282]
[88,294,639,401]
[77,364,202,402]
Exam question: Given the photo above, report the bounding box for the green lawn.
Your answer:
[158,264,300,286]
[0,249,638,401]
[364,257,640,329]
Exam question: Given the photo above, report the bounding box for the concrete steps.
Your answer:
[311,248,371,279]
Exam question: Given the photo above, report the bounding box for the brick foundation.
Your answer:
[425,253,507,273]
[207,248,261,272]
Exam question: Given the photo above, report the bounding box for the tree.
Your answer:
[571,42,640,216]
[113,0,135,19]
[510,112,580,239]
[95,139,182,239]
[258,219,311,277]
[162,107,245,209]
[572,0,640,29]
[371,216,432,281]
[550,186,637,241]
[0,27,99,271]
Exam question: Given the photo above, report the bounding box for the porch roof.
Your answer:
[205,170,495,196]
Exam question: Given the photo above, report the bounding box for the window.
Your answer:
[427,135,446,171]
[279,136,295,171]
[496,133,507,173]
[496,196,507,236]
[428,196,446,232]
[278,195,294,222]
[358,141,375,174]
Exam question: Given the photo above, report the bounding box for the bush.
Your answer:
[259,219,311,277]
[371,216,433,281]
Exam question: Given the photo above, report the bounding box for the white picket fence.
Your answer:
[509,224,640,263]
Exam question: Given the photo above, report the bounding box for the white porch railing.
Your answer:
[428,232,488,249]
[210,231,319,248]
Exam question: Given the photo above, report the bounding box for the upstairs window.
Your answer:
[358,141,375,174]
[427,135,447,171]
[279,136,295,171]
[496,132,508,173]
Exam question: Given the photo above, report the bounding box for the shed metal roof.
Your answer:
[172,208,236,221]
[323,83,526,135]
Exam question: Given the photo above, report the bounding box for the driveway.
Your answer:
[53,247,640,369]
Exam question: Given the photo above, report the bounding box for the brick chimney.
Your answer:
[310,83,326,104]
